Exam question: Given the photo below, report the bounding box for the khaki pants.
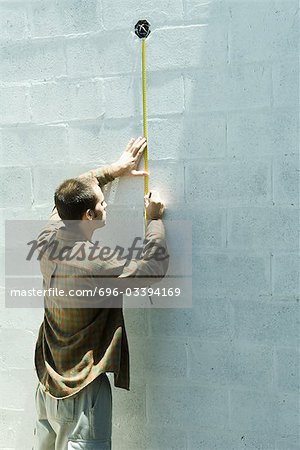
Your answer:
[33,373,112,450]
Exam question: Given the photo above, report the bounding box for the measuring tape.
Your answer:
[135,20,153,304]
[135,20,151,227]
[142,38,149,197]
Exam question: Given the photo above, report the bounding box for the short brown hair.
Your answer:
[54,177,98,221]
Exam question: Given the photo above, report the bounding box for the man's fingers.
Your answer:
[148,189,160,202]
[145,190,163,204]
[131,170,149,177]
[132,136,142,148]
[144,193,150,208]
[125,136,147,158]
[125,137,135,152]
[135,141,147,158]
[144,191,151,201]
[126,136,147,156]
[132,137,147,156]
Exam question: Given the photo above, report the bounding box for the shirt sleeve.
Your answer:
[119,219,169,281]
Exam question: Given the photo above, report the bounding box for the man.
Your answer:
[33,136,169,450]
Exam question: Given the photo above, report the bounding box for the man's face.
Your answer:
[85,184,107,228]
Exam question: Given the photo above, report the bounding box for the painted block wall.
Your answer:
[0,0,299,449]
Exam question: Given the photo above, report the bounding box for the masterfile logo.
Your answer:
[5,219,192,309]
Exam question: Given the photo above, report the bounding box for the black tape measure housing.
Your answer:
[135,20,151,39]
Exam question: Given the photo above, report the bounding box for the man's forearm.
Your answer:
[78,164,120,187]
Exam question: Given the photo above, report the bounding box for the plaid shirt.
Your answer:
[34,166,169,399]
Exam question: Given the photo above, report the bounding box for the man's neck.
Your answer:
[66,221,94,242]
[78,221,94,241]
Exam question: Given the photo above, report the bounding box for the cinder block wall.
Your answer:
[0,0,299,449]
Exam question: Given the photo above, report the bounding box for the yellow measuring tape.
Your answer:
[142,39,149,227]
[135,20,153,304]
[135,20,151,227]
[142,38,149,197]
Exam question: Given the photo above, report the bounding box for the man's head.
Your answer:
[54,177,107,229]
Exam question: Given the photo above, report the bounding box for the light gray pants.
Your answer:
[33,373,112,450]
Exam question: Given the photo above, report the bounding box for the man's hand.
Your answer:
[144,190,165,220]
[111,137,148,178]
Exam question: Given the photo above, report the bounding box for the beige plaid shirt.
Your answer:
[34,166,169,399]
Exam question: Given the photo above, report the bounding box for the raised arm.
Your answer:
[78,136,148,187]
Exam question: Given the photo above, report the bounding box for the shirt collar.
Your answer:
[56,222,90,242]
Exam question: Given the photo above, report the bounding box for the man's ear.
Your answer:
[85,209,95,220]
